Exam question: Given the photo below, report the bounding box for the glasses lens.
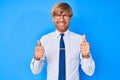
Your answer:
[64,15,70,19]
[54,15,70,20]
[55,15,60,19]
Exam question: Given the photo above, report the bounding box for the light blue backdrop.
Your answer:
[0,0,120,80]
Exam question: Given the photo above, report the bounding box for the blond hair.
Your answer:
[51,2,73,17]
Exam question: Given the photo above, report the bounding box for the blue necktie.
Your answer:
[59,34,66,80]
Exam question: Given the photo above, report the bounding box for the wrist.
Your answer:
[82,54,90,59]
[34,56,41,60]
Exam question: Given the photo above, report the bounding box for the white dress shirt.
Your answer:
[30,30,95,80]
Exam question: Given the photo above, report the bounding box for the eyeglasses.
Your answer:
[53,15,71,20]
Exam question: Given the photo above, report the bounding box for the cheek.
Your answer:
[66,19,70,23]
[53,20,57,25]
[66,21,70,25]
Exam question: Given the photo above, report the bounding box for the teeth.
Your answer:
[59,23,64,26]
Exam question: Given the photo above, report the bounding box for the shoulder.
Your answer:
[39,31,55,45]
[40,31,55,40]
[69,31,83,43]
[69,31,82,38]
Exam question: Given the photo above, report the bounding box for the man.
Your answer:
[30,2,95,80]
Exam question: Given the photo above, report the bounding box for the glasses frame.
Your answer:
[53,14,71,20]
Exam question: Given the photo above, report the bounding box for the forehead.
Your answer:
[54,10,71,15]
[60,12,69,15]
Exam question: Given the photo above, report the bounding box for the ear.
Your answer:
[70,16,72,19]
[51,15,54,21]
[52,17,54,21]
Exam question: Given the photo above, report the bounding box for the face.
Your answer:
[52,12,71,33]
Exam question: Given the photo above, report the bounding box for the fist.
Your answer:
[34,40,44,60]
[80,35,90,58]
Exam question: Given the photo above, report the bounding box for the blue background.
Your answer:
[0,0,120,80]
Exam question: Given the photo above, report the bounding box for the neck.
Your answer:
[56,29,68,34]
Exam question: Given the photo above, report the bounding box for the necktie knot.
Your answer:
[60,34,65,48]
[60,34,64,38]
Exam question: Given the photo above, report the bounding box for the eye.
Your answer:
[63,15,70,19]
[53,15,60,19]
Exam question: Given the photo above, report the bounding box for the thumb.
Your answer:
[37,40,41,46]
[82,34,86,42]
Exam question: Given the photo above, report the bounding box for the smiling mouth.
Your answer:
[60,23,64,25]
[59,22,65,26]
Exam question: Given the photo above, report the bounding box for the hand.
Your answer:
[34,40,44,60]
[80,35,90,58]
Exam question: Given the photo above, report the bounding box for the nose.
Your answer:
[59,15,65,21]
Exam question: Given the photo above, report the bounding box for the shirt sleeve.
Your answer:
[30,36,46,74]
[30,56,45,74]
[80,52,95,76]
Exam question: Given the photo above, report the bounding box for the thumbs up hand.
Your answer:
[34,40,44,60]
[80,35,90,58]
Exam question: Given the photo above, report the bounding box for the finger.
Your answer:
[82,34,86,42]
[37,40,41,46]
[35,46,44,51]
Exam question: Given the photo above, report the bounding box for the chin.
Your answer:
[60,29,68,32]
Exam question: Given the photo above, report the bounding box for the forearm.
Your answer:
[80,53,95,76]
[30,57,45,74]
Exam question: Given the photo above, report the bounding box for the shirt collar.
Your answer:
[54,29,70,39]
